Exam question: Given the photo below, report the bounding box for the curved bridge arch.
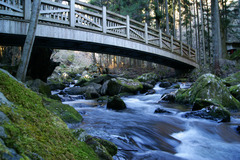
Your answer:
[0,0,199,69]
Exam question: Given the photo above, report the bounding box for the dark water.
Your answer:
[64,83,240,160]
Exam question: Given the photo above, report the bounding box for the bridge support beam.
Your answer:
[16,0,41,82]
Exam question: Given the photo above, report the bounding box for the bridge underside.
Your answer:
[0,19,198,69]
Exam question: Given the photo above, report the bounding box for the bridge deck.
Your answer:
[0,0,199,69]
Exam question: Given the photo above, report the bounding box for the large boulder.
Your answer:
[137,72,159,83]
[175,73,240,111]
[26,79,51,96]
[107,96,126,110]
[229,84,240,101]
[159,82,172,88]
[65,87,87,95]
[222,71,240,86]
[141,82,154,93]
[184,105,231,122]
[85,86,100,99]
[101,78,143,96]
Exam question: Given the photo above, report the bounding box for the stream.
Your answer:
[62,83,240,160]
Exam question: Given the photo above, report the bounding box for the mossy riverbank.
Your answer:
[0,69,99,159]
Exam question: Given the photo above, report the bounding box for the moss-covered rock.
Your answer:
[101,78,143,96]
[107,95,126,110]
[229,49,240,61]
[137,72,159,82]
[222,71,240,86]
[229,84,240,101]
[95,138,117,156]
[85,137,113,160]
[176,73,240,111]
[184,105,231,122]
[42,97,83,123]
[175,89,191,104]
[0,70,98,160]
[26,79,51,96]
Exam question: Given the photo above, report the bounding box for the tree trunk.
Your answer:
[16,0,41,81]
[92,53,97,64]
[196,0,201,64]
[200,0,206,64]
[165,0,170,34]
[211,0,222,74]
[205,0,211,63]
[173,0,176,37]
[194,0,199,63]
[178,0,182,41]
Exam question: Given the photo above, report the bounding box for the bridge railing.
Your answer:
[0,0,197,62]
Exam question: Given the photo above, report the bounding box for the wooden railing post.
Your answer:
[195,49,197,62]
[180,42,183,56]
[188,46,191,58]
[102,6,107,33]
[126,15,130,39]
[70,0,75,27]
[24,0,31,20]
[171,36,173,52]
[145,23,148,44]
[159,29,162,48]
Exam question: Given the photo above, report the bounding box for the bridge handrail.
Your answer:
[0,0,197,62]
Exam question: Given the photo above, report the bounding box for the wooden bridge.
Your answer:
[0,0,198,69]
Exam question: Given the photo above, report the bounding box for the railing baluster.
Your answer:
[159,29,162,49]
[180,42,183,56]
[145,23,148,44]
[126,15,130,39]
[102,6,107,33]
[171,35,173,52]
[70,0,75,27]
[24,0,31,20]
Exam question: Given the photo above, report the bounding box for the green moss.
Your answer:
[137,72,158,82]
[0,70,98,160]
[222,71,240,86]
[42,97,83,123]
[229,49,240,61]
[175,89,190,104]
[176,74,240,111]
[115,78,143,93]
[229,84,240,101]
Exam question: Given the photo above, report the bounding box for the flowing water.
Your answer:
[64,83,240,160]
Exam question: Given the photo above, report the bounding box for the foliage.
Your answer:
[0,70,98,160]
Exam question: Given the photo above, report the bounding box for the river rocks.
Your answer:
[141,82,154,93]
[160,92,176,102]
[85,86,100,99]
[42,97,83,123]
[0,111,9,125]
[107,95,126,110]
[229,84,240,101]
[175,73,240,111]
[159,82,172,88]
[101,78,143,96]
[192,99,218,111]
[65,87,86,95]
[26,79,51,96]
[137,72,159,83]
[222,71,240,86]
[85,136,116,160]
[154,108,171,114]
[145,89,156,95]
[237,126,240,134]
[184,105,231,122]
